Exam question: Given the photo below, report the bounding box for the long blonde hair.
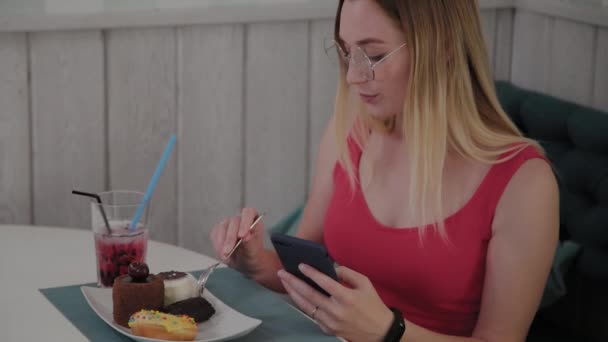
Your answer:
[333,0,541,238]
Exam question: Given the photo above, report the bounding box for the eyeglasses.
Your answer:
[325,39,406,81]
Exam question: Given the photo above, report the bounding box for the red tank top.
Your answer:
[323,139,545,336]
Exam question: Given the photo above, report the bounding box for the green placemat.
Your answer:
[40,267,339,341]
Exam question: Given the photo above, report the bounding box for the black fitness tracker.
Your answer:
[383,307,406,342]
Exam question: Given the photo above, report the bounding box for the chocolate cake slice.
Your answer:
[112,262,164,327]
[164,297,216,323]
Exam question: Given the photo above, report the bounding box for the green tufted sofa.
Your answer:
[496,81,607,342]
[269,81,608,341]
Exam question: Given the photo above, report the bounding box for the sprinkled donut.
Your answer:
[128,310,197,341]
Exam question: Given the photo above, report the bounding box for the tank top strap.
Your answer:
[474,145,549,222]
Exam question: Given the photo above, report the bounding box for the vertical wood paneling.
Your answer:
[30,31,105,229]
[495,9,514,81]
[593,28,608,113]
[107,28,177,244]
[548,18,595,106]
[308,19,336,187]
[6,11,605,243]
[178,24,244,255]
[245,22,309,227]
[0,33,30,224]
[481,9,497,72]
[511,11,553,92]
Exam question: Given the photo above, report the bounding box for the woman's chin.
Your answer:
[366,107,391,120]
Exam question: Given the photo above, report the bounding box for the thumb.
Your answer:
[243,221,265,242]
[336,266,369,289]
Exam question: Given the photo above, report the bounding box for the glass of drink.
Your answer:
[92,190,150,287]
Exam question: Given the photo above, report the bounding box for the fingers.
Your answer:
[277,269,334,315]
[239,208,257,239]
[298,264,346,300]
[281,278,316,316]
[280,274,338,335]
[222,216,241,257]
[335,266,369,289]
[312,308,337,335]
[208,207,263,260]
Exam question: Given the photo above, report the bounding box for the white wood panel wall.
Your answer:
[178,24,245,255]
[549,19,595,106]
[245,22,309,228]
[512,11,608,109]
[308,19,336,188]
[107,28,178,244]
[480,9,515,80]
[511,11,554,93]
[1,12,606,255]
[0,33,29,224]
[495,9,515,81]
[594,28,608,111]
[30,31,105,230]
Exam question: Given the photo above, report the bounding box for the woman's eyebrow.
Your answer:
[338,36,386,46]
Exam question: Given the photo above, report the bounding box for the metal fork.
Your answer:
[197,212,266,296]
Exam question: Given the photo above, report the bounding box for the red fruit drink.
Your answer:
[94,221,148,287]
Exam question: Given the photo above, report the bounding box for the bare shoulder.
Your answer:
[506,157,558,201]
[493,156,559,237]
[509,157,557,194]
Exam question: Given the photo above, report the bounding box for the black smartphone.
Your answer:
[270,233,339,296]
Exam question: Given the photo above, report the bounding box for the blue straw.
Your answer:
[129,134,177,232]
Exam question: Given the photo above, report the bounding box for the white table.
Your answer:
[0,225,217,341]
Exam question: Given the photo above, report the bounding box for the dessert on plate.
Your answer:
[112,262,164,327]
[129,309,198,341]
[111,261,217,338]
[157,271,198,307]
[165,296,216,323]
[158,270,216,323]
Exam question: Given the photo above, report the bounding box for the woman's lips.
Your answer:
[360,93,378,104]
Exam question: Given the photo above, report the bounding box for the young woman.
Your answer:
[210,1,559,341]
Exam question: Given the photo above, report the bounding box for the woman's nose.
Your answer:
[345,64,367,85]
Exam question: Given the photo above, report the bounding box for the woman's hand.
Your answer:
[278,264,393,342]
[209,208,266,278]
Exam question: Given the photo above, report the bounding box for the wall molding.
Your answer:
[0,0,606,33]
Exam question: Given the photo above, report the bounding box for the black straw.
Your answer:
[72,190,112,234]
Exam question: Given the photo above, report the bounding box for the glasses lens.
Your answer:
[351,47,373,80]
[323,38,343,66]
[323,40,374,80]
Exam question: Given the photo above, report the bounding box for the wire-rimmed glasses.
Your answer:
[324,38,406,81]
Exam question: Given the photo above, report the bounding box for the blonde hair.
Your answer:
[333,0,542,238]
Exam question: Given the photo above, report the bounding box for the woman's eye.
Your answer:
[369,54,385,63]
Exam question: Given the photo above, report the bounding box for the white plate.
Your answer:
[81,285,262,342]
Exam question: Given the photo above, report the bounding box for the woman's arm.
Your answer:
[401,158,559,342]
